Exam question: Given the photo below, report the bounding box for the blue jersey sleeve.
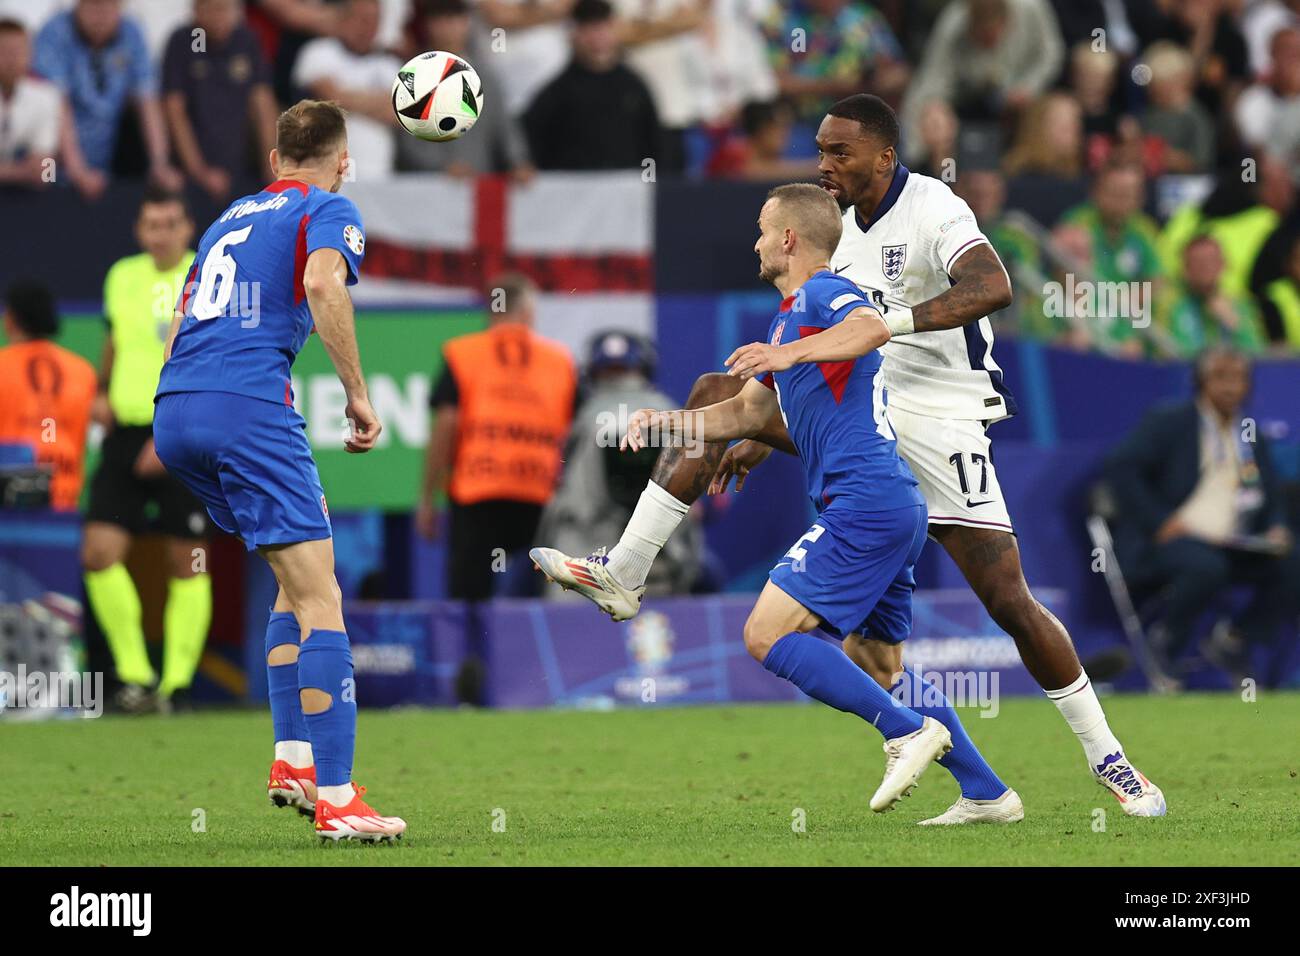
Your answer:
[814,274,873,327]
[306,193,366,285]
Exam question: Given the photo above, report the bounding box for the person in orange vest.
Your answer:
[0,281,96,511]
[417,272,577,601]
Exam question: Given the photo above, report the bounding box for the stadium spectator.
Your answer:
[162,0,278,201]
[765,0,908,125]
[0,280,96,511]
[127,0,193,59]
[1056,162,1162,355]
[33,0,182,189]
[1156,235,1269,358]
[1242,0,1300,76]
[702,0,778,125]
[1138,41,1215,174]
[1103,347,1295,682]
[0,18,60,189]
[1163,156,1294,296]
[291,0,401,180]
[1049,0,1143,59]
[902,0,1064,144]
[1258,232,1300,347]
[537,329,701,596]
[476,0,574,117]
[957,166,1054,339]
[523,0,661,172]
[245,0,343,105]
[417,272,576,602]
[1235,27,1300,152]
[908,98,959,181]
[1156,0,1249,122]
[397,0,533,178]
[83,188,212,714]
[704,99,818,182]
[613,0,714,175]
[0,1,71,35]
[1068,44,1127,170]
[1002,91,1084,180]
[1046,220,1098,349]
[1060,161,1163,277]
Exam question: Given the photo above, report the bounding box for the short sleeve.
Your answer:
[823,280,873,326]
[306,194,365,285]
[161,28,190,95]
[30,82,62,156]
[925,185,989,278]
[430,361,459,408]
[292,40,336,89]
[31,20,70,89]
[125,20,156,96]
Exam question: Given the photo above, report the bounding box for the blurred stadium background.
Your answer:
[2,0,1300,727]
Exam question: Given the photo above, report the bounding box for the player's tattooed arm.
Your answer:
[909,243,1012,334]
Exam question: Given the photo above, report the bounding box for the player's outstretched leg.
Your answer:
[845,636,1023,825]
[531,372,793,619]
[745,581,951,813]
[932,524,1166,817]
[264,540,406,842]
[264,592,316,818]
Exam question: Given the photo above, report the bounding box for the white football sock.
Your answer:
[604,482,689,588]
[275,739,313,768]
[1044,670,1125,770]
[318,783,355,808]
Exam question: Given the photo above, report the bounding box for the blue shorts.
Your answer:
[153,391,331,551]
[768,502,927,642]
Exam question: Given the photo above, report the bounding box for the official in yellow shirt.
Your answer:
[82,188,212,712]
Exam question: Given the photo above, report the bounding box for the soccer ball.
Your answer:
[391,51,484,142]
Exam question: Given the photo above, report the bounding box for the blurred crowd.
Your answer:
[5,0,1300,356]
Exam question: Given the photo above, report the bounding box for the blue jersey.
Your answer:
[762,270,922,514]
[156,180,366,406]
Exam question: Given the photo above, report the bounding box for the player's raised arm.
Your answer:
[726,306,892,378]
[621,378,779,452]
[303,247,381,453]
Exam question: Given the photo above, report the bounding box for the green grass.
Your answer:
[2,694,1298,866]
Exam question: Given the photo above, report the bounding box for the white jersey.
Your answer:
[829,166,1016,422]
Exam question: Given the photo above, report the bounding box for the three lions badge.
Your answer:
[882,244,907,281]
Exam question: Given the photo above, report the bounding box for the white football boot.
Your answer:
[1094,751,1167,816]
[918,789,1025,825]
[529,546,645,622]
[870,716,953,813]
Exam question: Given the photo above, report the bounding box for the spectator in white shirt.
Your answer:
[475,0,575,117]
[0,18,60,187]
[613,0,713,173]
[1237,26,1300,150]
[0,0,69,35]
[292,0,402,179]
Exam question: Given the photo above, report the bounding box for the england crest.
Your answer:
[882,244,907,281]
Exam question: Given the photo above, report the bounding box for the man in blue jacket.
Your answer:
[1104,346,1295,678]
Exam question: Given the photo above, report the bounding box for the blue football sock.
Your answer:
[763,631,924,740]
[297,629,356,788]
[265,611,309,746]
[891,665,1007,800]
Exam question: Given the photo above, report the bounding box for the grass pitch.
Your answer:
[1,693,1297,866]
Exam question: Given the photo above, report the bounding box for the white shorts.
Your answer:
[887,404,1015,534]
